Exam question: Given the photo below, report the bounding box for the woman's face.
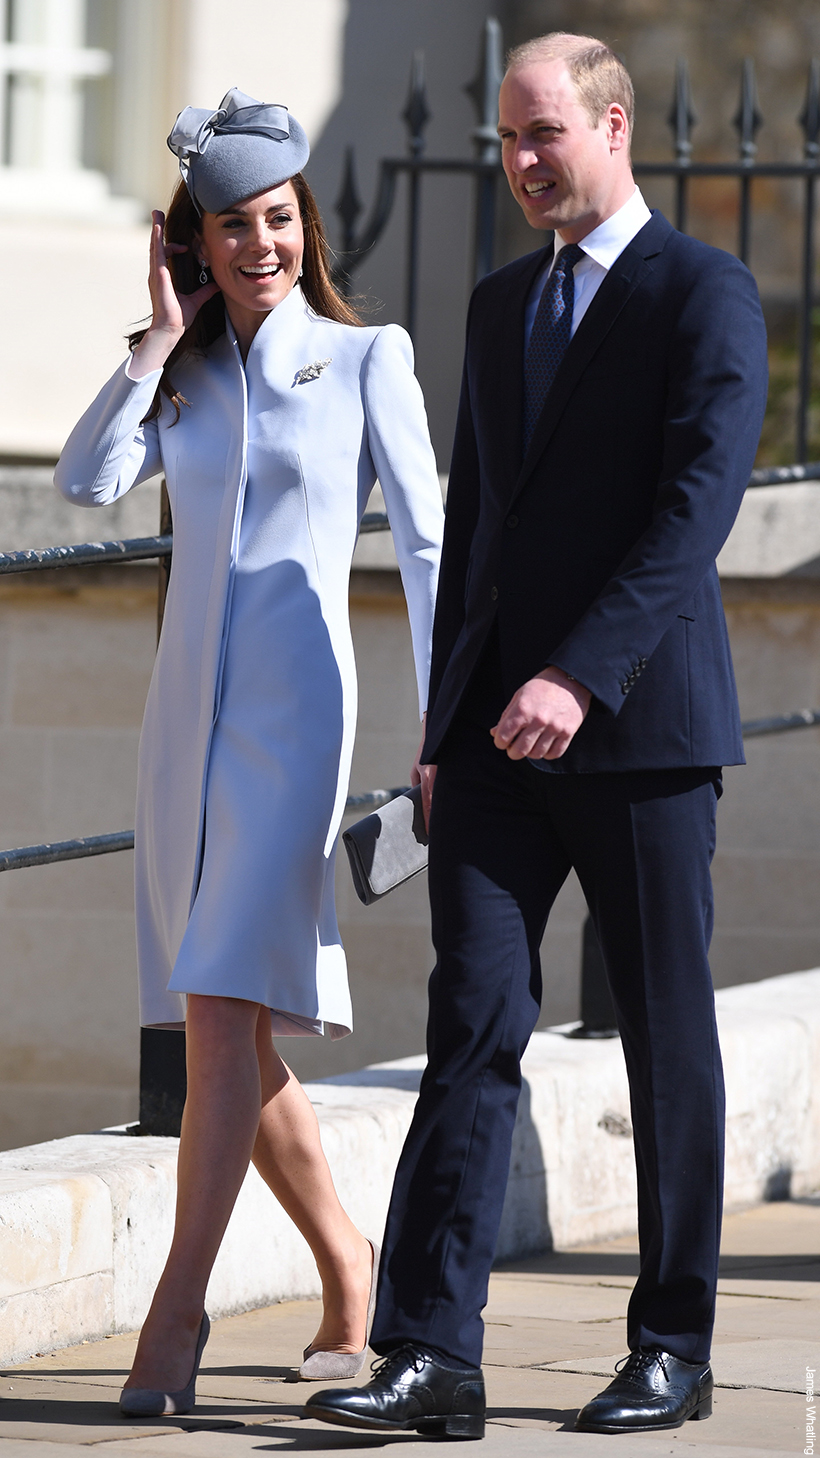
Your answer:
[196,180,304,333]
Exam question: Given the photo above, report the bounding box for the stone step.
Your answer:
[0,967,818,1366]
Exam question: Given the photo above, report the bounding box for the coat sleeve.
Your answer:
[362,325,444,716]
[54,359,165,507]
[548,253,769,715]
[425,295,482,718]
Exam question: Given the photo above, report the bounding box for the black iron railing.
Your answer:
[331,18,504,335]
[633,55,820,464]
[0,535,173,573]
[741,709,820,737]
[0,512,396,875]
[0,514,390,580]
[332,21,820,464]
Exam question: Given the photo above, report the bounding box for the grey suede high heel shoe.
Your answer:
[119,1312,210,1417]
[298,1240,379,1381]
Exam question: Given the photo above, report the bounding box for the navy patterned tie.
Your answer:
[522,242,584,454]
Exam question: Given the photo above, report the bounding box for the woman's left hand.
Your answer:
[411,714,437,833]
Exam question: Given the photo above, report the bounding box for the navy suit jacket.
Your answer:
[423,210,769,772]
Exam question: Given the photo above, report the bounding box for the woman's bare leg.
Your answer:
[252,1011,373,1353]
[124,994,262,1392]
[125,999,373,1391]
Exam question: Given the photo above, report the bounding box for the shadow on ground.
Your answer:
[497,1249,820,1281]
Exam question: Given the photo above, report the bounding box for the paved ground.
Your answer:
[1,1199,817,1458]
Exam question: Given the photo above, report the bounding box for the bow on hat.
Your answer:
[168,87,291,206]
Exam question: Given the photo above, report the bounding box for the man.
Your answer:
[309,32,768,1439]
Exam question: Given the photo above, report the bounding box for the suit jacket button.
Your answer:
[490,585,499,601]
[506,514,519,528]
[621,683,630,695]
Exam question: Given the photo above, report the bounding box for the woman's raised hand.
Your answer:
[130,210,220,378]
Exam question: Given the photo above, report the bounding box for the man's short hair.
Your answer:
[506,32,635,138]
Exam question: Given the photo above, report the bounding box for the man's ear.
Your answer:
[607,104,630,153]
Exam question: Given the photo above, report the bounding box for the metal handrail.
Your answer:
[5,707,820,873]
[0,509,402,873]
[0,786,413,874]
[0,832,136,872]
[4,457,819,582]
[2,505,819,874]
[0,535,173,575]
[747,463,820,487]
[0,514,391,577]
[740,709,820,736]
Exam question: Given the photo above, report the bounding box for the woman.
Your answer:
[55,89,443,1415]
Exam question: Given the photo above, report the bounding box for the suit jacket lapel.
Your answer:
[511,211,672,504]
[481,245,550,497]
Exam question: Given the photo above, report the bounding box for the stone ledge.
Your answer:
[0,469,163,554]
[717,482,820,578]
[0,472,450,574]
[0,967,818,1365]
[3,472,818,583]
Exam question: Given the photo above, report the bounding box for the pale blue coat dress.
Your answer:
[55,284,444,1037]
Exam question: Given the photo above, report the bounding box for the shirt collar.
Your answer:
[554,186,652,271]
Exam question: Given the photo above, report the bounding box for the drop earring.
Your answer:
[298,266,303,278]
[199,261,209,284]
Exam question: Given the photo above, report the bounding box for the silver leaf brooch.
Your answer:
[293,358,332,386]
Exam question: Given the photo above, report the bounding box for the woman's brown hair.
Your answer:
[129,172,362,423]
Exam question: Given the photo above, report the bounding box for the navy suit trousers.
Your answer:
[370,716,725,1371]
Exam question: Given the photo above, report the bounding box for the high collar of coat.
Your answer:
[224,280,312,363]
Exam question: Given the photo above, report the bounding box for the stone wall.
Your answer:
[0,573,150,1152]
[3,476,820,1149]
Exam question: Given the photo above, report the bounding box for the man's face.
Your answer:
[498,60,626,239]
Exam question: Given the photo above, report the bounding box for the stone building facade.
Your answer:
[2,1,818,462]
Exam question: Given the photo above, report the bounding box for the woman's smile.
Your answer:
[197,181,304,349]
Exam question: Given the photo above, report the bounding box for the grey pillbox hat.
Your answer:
[167,87,310,214]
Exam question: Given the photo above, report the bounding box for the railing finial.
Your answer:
[335,145,363,256]
[799,58,820,160]
[402,49,431,158]
[667,58,696,161]
[733,57,763,162]
[465,15,504,163]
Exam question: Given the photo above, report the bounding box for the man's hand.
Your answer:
[411,712,438,831]
[491,666,591,761]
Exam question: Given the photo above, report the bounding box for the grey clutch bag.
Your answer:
[342,785,429,905]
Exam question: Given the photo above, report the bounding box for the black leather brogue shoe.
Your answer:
[305,1343,485,1439]
[576,1348,713,1433]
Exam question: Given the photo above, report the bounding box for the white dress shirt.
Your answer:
[524,187,652,351]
